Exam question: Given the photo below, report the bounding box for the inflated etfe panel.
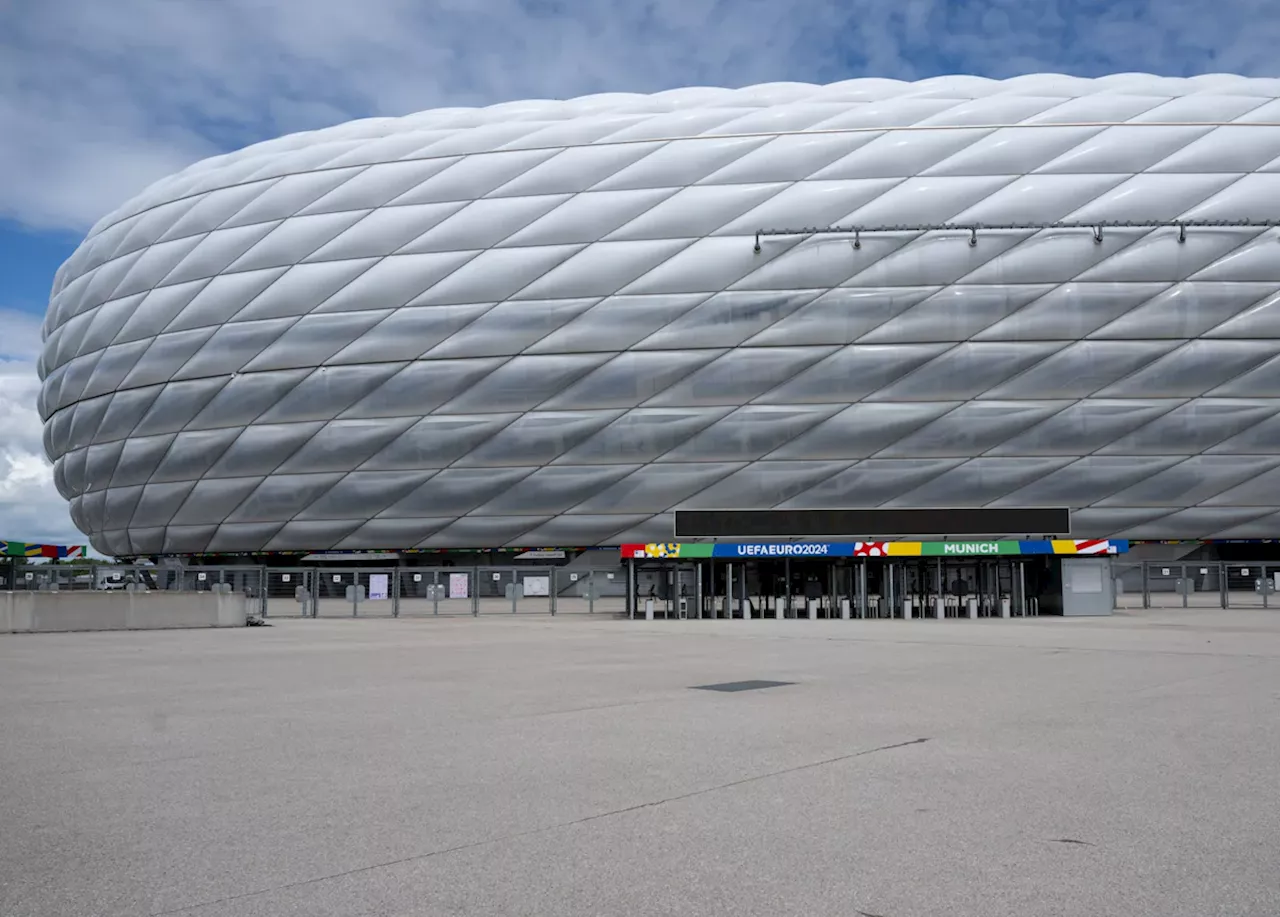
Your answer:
[38,75,1280,555]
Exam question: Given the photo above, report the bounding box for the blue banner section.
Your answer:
[713,543,851,557]
[1017,541,1053,554]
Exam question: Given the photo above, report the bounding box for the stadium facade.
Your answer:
[37,74,1280,562]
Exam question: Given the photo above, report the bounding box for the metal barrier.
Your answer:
[1116,561,1280,609]
[2,564,267,617]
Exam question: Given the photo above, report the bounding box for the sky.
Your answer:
[2,0,1279,548]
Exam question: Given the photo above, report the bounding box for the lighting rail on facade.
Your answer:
[752,219,1280,253]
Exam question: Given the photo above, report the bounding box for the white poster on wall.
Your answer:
[368,573,390,601]
[448,573,469,599]
[522,575,550,597]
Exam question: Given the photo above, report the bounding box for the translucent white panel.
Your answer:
[80,293,146,353]
[1035,125,1214,174]
[488,143,663,197]
[1190,230,1280,282]
[92,387,162,445]
[555,408,732,464]
[112,279,213,345]
[499,114,649,150]
[325,134,459,168]
[872,343,1063,400]
[129,481,198,527]
[680,461,850,510]
[780,458,965,508]
[102,485,145,531]
[809,99,954,129]
[1068,508,1171,538]
[516,514,651,546]
[398,195,570,253]
[295,471,434,519]
[83,441,125,492]
[221,168,367,227]
[963,227,1149,284]
[988,400,1180,456]
[770,402,959,460]
[622,237,784,295]
[877,401,1067,457]
[1098,399,1280,453]
[224,473,347,523]
[645,347,830,406]
[457,411,621,467]
[309,252,478,312]
[256,363,406,423]
[130,378,228,437]
[746,287,936,347]
[186,369,311,430]
[297,203,468,262]
[593,136,772,191]
[161,268,290,334]
[340,359,504,418]
[502,189,675,247]
[54,351,104,411]
[993,456,1186,506]
[407,245,584,306]
[981,341,1176,399]
[203,520,286,552]
[636,290,819,350]
[699,132,878,184]
[921,94,1064,126]
[886,457,1073,507]
[417,516,546,548]
[239,311,392,372]
[1132,94,1268,123]
[863,285,1050,346]
[413,122,561,158]
[149,428,243,483]
[106,434,174,487]
[162,525,221,554]
[1101,456,1280,506]
[205,423,325,477]
[731,235,894,291]
[160,222,283,285]
[49,311,98,371]
[714,179,902,237]
[228,211,369,271]
[1097,340,1280,398]
[79,491,109,535]
[475,465,641,514]
[1074,228,1255,284]
[361,414,520,470]
[526,294,705,354]
[952,173,1128,225]
[1182,177,1280,227]
[336,518,453,550]
[758,344,950,404]
[1117,507,1276,540]
[231,259,379,321]
[813,129,996,182]
[298,159,469,215]
[1069,173,1240,224]
[571,463,742,513]
[976,283,1167,341]
[607,513,677,546]
[922,125,1105,176]
[170,320,294,381]
[542,351,720,411]
[857,178,1022,231]
[436,354,607,413]
[605,184,783,243]
[111,236,207,299]
[387,149,561,204]
[79,340,150,401]
[661,405,840,462]
[512,239,691,300]
[380,468,522,517]
[423,300,594,359]
[709,104,854,135]
[154,183,274,244]
[276,418,419,473]
[1091,282,1274,339]
[328,304,492,363]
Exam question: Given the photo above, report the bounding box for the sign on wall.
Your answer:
[368,573,389,601]
[620,539,1128,560]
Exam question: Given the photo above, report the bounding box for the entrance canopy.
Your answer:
[621,539,1127,560]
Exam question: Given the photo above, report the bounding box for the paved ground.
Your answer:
[2,610,1279,917]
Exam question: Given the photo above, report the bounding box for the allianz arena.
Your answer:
[37,73,1280,558]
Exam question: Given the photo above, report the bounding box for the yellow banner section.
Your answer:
[886,542,923,556]
[1051,540,1079,554]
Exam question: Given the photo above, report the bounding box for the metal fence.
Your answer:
[0,564,269,615]
[1114,561,1280,609]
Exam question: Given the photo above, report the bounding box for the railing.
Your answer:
[1113,561,1280,609]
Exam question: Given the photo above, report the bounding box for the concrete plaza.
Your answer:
[2,610,1279,917]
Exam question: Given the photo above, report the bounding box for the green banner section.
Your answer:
[920,541,1020,556]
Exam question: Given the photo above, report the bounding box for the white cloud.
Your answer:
[0,310,83,546]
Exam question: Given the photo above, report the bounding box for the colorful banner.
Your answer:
[3,541,87,559]
[620,539,1128,560]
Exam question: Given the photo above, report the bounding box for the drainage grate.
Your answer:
[691,680,794,692]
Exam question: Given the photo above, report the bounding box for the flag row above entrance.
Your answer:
[621,539,1128,560]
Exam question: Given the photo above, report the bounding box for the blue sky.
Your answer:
[1,0,1277,545]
